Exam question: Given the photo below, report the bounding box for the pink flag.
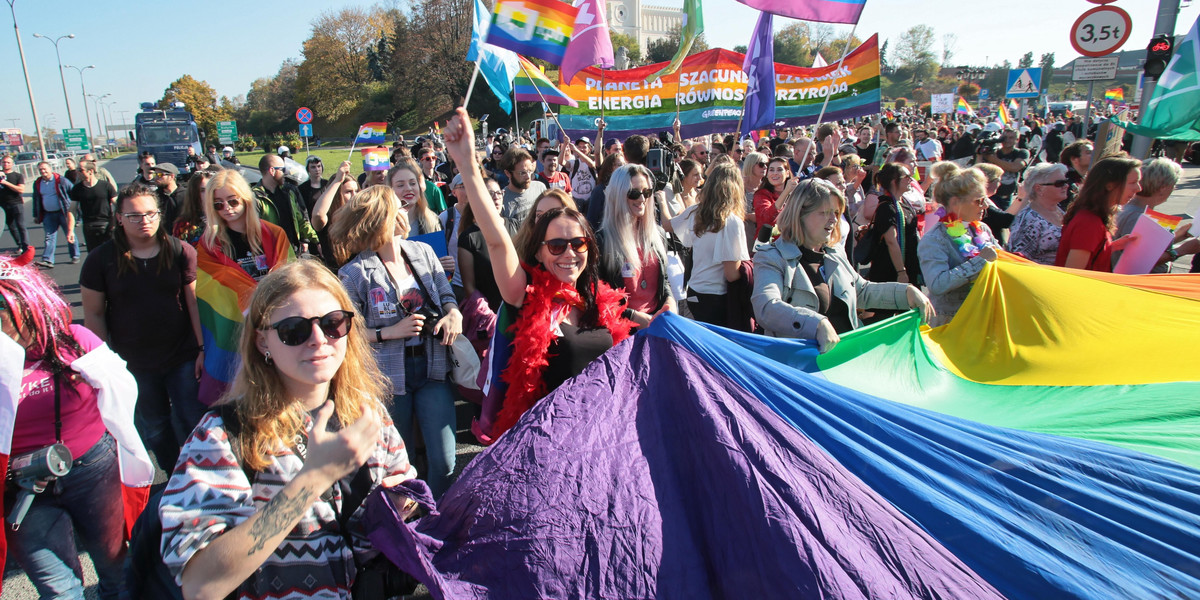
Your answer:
[736,0,867,25]
[560,0,615,86]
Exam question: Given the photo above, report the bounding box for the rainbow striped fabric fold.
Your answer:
[997,102,1011,127]
[195,223,294,405]
[487,0,578,65]
[955,96,974,116]
[515,55,578,107]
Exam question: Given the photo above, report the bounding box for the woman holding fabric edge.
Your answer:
[440,106,636,441]
[751,179,932,352]
[333,185,462,498]
[917,162,1001,327]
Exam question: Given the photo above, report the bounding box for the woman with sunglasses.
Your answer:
[864,163,922,291]
[1,253,152,600]
[310,160,359,270]
[741,152,768,244]
[753,179,932,350]
[916,162,1000,327]
[597,165,675,328]
[440,107,635,442]
[1055,155,1142,272]
[173,166,220,246]
[196,169,295,406]
[484,143,509,188]
[333,185,462,498]
[1007,163,1070,265]
[160,259,418,600]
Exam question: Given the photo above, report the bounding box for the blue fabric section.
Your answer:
[645,312,1200,600]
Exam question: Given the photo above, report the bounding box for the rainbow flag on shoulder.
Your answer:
[515,55,578,107]
[955,96,975,117]
[487,0,578,65]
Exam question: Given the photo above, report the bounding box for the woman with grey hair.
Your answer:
[752,178,932,352]
[1114,157,1199,271]
[1007,162,1070,265]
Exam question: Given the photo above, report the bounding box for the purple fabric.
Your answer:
[736,0,866,25]
[740,11,776,139]
[364,335,1003,599]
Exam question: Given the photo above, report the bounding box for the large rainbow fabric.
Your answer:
[195,223,294,405]
[364,255,1200,598]
[515,55,578,107]
[486,0,578,65]
[955,95,974,116]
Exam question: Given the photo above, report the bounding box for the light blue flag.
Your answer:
[469,0,520,114]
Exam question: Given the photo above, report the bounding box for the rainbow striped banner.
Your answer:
[956,96,975,117]
[195,222,295,405]
[362,147,390,171]
[516,55,578,107]
[487,0,578,65]
[1146,208,1183,231]
[997,102,1011,127]
[558,35,881,140]
[1105,87,1125,102]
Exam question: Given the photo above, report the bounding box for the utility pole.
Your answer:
[8,0,48,159]
[1130,0,1182,159]
[32,32,76,128]
[64,64,94,149]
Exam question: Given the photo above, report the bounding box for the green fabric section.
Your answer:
[198,299,244,353]
[814,313,1200,470]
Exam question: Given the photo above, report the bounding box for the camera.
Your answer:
[416,305,442,338]
[973,132,1002,159]
[645,148,678,193]
[7,443,72,531]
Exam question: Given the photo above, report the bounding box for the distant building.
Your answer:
[607,0,683,55]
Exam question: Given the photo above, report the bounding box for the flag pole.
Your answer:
[347,126,365,162]
[464,60,482,107]
[519,61,569,136]
[815,21,859,127]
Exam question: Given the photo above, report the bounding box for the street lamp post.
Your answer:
[87,93,108,148]
[31,32,76,128]
[63,64,94,148]
[7,0,49,159]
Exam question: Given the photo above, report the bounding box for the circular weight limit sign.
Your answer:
[1071,5,1132,57]
[296,107,313,124]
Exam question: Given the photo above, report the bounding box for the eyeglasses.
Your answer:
[421,157,437,162]
[488,189,504,198]
[626,188,653,200]
[756,162,767,168]
[264,310,355,346]
[121,211,162,223]
[1038,180,1071,188]
[213,198,242,210]
[541,236,590,255]
[270,166,286,173]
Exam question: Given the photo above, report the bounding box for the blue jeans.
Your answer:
[3,434,127,600]
[392,354,456,498]
[129,360,204,474]
[41,210,78,264]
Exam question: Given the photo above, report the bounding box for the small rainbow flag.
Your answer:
[997,103,1011,128]
[956,96,975,117]
[356,122,388,144]
[362,147,390,171]
[487,0,578,65]
[1145,208,1183,232]
[515,55,578,107]
[1105,87,1124,102]
[1007,99,1019,112]
[434,122,442,137]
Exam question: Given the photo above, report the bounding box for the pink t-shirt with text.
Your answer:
[13,324,107,458]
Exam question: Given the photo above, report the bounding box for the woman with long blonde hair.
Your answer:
[160,259,418,600]
[333,185,462,498]
[597,164,674,327]
[195,169,294,405]
[670,160,750,327]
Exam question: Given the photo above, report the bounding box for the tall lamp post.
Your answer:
[63,64,94,148]
[87,93,109,148]
[7,0,48,159]
[31,32,76,128]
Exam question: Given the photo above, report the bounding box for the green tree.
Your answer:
[880,39,889,72]
[1018,52,1034,69]
[773,23,810,67]
[646,24,708,64]
[609,31,642,65]
[894,25,938,83]
[295,6,393,122]
[240,59,299,137]
[159,75,228,145]
[1039,52,1056,91]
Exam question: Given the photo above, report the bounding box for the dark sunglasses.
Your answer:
[265,310,355,346]
[1039,180,1071,188]
[541,236,590,255]
[213,198,242,210]
[626,188,653,200]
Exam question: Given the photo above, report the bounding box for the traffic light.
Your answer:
[1144,35,1174,78]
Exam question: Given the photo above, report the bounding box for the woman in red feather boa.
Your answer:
[442,108,635,439]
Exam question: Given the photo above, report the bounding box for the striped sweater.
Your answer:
[159,409,416,599]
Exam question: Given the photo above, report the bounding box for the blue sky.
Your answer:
[3,0,1198,135]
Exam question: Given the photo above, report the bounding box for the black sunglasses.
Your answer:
[541,237,590,256]
[265,310,355,346]
[626,188,653,200]
[1039,180,1071,188]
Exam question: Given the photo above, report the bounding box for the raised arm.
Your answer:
[442,108,527,307]
[311,161,350,231]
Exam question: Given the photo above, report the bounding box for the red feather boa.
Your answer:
[491,267,634,436]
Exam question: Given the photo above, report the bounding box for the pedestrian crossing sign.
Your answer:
[1006,68,1042,98]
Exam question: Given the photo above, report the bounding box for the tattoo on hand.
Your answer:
[246,487,312,555]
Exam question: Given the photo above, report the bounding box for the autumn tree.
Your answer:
[159,75,228,144]
[646,24,708,64]
[239,59,300,138]
[295,6,394,122]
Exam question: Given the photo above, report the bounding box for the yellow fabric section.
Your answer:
[925,258,1200,386]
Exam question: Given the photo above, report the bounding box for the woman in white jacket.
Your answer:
[751,179,933,353]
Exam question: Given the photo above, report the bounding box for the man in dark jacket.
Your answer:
[31,161,77,267]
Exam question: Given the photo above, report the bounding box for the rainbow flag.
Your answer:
[1007,98,1019,112]
[997,102,1011,127]
[1105,87,1125,102]
[355,122,388,144]
[955,96,974,117]
[362,147,390,171]
[195,222,294,405]
[515,55,578,107]
[487,0,578,65]
[1146,208,1183,231]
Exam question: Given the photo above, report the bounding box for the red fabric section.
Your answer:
[122,483,150,540]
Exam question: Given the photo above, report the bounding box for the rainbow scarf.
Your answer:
[195,222,294,405]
